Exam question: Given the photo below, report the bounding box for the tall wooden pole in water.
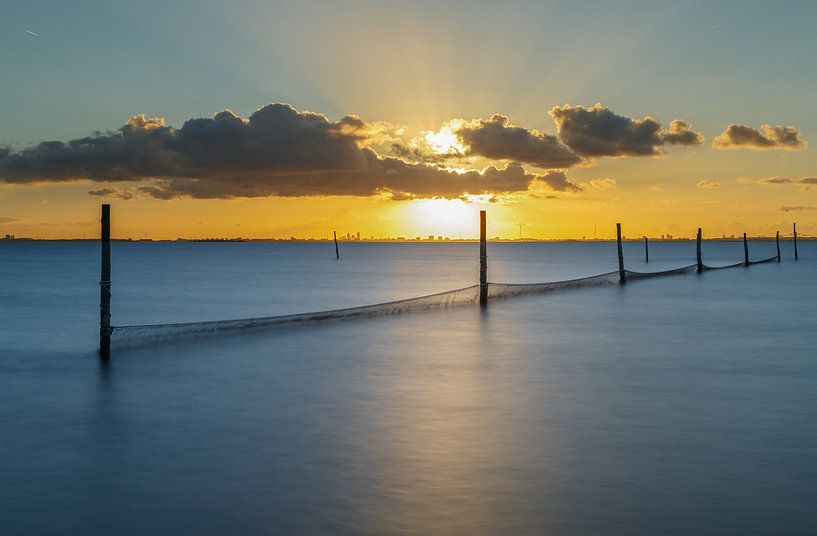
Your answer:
[99,204,111,360]
[794,223,798,260]
[333,230,339,260]
[743,232,749,266]
[479,210,487,306]
[776,231,781,262]
[696,228,703,273]
[644,236,649,263]
[616,223,625,284]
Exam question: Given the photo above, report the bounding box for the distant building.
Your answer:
[3,234,14,241]
[428,235,434,241]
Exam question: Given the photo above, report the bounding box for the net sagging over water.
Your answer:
[488,270,622,299]
[110,256,777,348]
[111,285,481,347]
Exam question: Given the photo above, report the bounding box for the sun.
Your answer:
[400,198,480,238]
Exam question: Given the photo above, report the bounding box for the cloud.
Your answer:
[760,176,795,184]
[530,170,582,192]
[452,114,581,168]
[663,120,705,146]
[548,103,703,157]
[713,124,806,150]
[0,217,20,224]
[0,104,371,183]
[582,178,617,191]
[697,180,720,189]
[88,187,135,200]
[780,206,817,212]
[0,103,545,199]
[758,176,817,189]
[136,153,540,200]
[388,142,453,164]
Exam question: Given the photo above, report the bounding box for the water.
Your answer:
[2,240,815,535]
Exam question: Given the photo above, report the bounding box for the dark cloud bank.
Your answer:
[453,114,581,168]
[0,102,735,200]
[0,104,545,199]
[535,170,581,193]
[548,103,704,157]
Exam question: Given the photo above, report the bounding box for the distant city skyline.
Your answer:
[3,230,808,243]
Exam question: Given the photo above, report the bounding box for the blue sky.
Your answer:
[4,0,816,144]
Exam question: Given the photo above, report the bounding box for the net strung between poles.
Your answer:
[110,255,777,349]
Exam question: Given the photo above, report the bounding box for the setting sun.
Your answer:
[401,198,478,237]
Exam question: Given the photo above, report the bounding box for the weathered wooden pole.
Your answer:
[794,223,798,260]
[616,223,625,284]
[333,230,339,260]
[776,231,781,262]
[743,232,749,266]
[99,204,112,360]
[644,236,649,263]
[696,228,703,273]
[479,210,488,306]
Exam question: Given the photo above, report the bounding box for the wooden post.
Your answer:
[333,230,339,260]
[743,232,749,266]
[644,236,649,263]
[99,204,111,360]
[794,223,798,260]
[776,231,781,262]
[479,210,487,306]
[696,228,702,273]
[616,223,625,284]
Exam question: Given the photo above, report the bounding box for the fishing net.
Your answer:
[111,284,481,347]
[110,255,779,348]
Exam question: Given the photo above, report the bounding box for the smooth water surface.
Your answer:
[1,240,815,535]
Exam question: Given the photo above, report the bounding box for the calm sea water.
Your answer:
[1,240,815,535]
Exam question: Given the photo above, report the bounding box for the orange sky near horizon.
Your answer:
[1,181,811,241]
[1,102,814,241]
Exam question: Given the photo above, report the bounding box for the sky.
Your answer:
[2,0,817,239]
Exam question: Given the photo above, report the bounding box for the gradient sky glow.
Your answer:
[2,0,817,239]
